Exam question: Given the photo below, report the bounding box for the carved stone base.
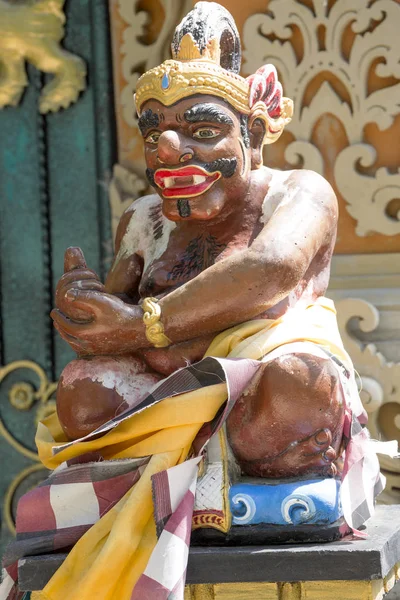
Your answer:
[18,505,400,600]
[191,517,347,546]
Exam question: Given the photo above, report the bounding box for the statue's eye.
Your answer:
[193,128,220,139]
[145,131,161,144]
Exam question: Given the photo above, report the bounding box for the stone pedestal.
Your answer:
[18,505,400,599]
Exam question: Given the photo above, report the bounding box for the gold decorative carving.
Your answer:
[3,463,48,535]
[135,58,251,116]
[213,582,278,600]
[1,361,56,534]
[243,0,400,237]
[278,583,304,600]
[9,381,35,411]
[185,577,399,600]
[0,0,86,112]
[185,585,215,600]
[142,296,172,348]
[0,360,56,460]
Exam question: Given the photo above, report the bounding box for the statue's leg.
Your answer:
[27,40,86,112]
[226,350,346,478]
[56,356,162,441]
[0,51,27,108]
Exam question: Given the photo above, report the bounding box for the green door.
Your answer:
[0,0,115,555]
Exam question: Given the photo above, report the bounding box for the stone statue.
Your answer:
[1,3,386,599]
[54,5,344,474]
[51,1,380,535]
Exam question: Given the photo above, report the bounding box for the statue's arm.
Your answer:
[160,170,337,343]
[51,172,337,355]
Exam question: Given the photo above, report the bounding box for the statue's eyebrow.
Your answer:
[184,103,233,125]
[138,109,161,135]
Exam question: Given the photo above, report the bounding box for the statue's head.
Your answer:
[135,2,293,222]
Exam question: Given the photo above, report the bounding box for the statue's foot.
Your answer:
[240,428,338,478]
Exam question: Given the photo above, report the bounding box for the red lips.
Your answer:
[154,166,221,198]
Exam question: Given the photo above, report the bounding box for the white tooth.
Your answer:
[164,177,174,188]
[193,175,206,184]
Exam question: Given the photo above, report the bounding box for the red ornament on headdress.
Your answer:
[247,65,282,118]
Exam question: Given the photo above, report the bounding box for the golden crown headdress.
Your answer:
[135,2,293,145]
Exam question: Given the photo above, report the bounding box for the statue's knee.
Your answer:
[57,356,161,441]
[259,352,345,433]
[227,352,345,472]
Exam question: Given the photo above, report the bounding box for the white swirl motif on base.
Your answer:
[231,493,257,525]
[281,494,316,525]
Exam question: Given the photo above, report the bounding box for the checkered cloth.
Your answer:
[0,357,258,600]
[335,360,385,532]
[0,351,383,600]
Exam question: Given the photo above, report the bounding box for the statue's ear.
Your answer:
[249,116,266,170]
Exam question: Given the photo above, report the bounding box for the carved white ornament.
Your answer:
[243,0,400,236]
[336,298,400,474]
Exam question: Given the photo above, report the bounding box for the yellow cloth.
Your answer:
[34,297,348,600]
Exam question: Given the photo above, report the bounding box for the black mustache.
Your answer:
[203,158,237,178]
[146,158,237,190]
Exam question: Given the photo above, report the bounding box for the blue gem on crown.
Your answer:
[161,72,170,90]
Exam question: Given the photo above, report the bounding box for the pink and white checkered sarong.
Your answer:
[0,350,384,600]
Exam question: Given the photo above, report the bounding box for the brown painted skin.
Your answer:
[53,95,342,477]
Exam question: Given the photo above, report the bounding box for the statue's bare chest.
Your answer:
[139,229,240,297]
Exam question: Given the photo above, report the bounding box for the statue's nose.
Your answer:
[157,131,193,165]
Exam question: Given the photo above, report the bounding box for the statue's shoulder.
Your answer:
[264,167,337,207]
[123,193,161,219]
[286,168,335,195]
[261,168,337,224]
[119,193,161,231]
[115,194,162,253]
[265,167,334,194]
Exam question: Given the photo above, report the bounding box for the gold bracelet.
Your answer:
[142,297,172,348]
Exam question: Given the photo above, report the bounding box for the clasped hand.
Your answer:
[51,247,142,355]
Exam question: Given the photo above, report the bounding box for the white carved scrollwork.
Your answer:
[243,0,400,236]
[336,298,400,474]
[335,145,400,237]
